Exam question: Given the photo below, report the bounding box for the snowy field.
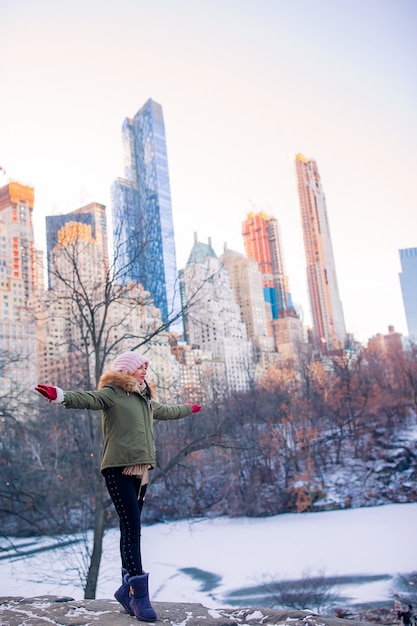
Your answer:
[1,502,416,610]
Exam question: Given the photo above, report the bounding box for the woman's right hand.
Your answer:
[35,384,64,403]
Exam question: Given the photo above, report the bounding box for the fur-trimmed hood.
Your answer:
[98,371,154,398]
[98,370,143,394]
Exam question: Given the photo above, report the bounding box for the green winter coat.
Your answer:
[62,370,193,472]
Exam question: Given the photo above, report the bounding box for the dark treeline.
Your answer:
[1,340,416,538]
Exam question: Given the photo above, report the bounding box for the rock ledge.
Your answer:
[0,596,375,626]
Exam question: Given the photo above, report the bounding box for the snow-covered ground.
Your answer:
[1,502,415,610]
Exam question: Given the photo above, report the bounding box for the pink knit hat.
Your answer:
[111,351,149,375]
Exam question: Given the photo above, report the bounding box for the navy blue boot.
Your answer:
[129,573,157,622]
[114,567,134,615]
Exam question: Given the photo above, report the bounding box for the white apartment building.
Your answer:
[220,248,283,380]
[180,236,254,395]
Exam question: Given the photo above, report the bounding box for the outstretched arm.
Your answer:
[153,401,202,420]
[34,384,117,410]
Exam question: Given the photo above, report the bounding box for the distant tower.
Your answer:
[0,180,39,412]
[49,220,108,288]
[242,211,294,319]
[241,211,303,359]
[399,247,417,339]
[295,153,346,353]
[112,98,182,333]
[45,202,108,286]
[0,181,37,299]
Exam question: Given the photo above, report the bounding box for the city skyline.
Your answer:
[1,0,416,343]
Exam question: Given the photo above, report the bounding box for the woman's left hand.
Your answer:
[186,402,202,413]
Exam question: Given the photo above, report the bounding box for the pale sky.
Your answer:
[1,0,416,343]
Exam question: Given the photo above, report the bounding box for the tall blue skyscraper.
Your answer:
[399,247,417,339]
[112,99,182,333]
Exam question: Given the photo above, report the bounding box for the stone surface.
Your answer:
[0,596,377,626]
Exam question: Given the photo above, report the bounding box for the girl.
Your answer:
[35,351,202,622]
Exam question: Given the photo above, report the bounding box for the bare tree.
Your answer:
[264,568,340,613]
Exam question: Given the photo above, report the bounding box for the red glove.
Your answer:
[35,384,64,403]
[186,402,202,413]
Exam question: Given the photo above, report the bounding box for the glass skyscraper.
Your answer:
[112,99,182,333]
[399,247,417,339]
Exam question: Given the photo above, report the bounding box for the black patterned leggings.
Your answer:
[102,467,148,577]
